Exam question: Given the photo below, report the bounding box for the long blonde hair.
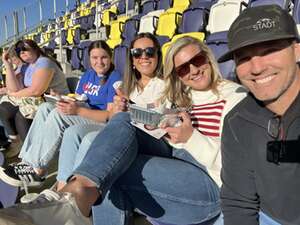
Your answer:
[162,36,223,108]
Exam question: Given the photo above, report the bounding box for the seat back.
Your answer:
[121,18,139,47]
[113,45,128,75]
[141,0,157,15]
[206,31,236,81]
[155,11,182,38]
[206,0,246,33]
[157,0,173,10]
[179,7,209,33]
[248,0,290,8]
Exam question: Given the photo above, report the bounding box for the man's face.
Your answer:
[234,40,300,103]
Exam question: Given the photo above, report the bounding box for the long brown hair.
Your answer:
[122,32,163,97]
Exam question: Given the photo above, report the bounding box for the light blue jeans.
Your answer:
[19,102,104,169]
[259,212,282,225]
[73,112,221,225]
[57,127,100,182]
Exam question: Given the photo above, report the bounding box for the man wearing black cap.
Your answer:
[219,4,300,225]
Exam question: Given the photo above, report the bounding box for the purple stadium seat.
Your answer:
[121,18,139,47]
[206,31,236,81]
[157,0,173,10]
[190,0,216,9]
[156,35,171,46]
[178,7,209,34]
[80,40,92,71]
[142,0,157,15]
[117,0,136,14]
[71,47,81,70]
[79,15,95,30]
[0,147,18,208]
[70,40,91,71]
[293,0,300,23]
[248,0,290,9]
[113,44,128,76]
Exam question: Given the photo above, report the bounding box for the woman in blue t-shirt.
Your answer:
[0,40,121,188]
[0,39,69,142]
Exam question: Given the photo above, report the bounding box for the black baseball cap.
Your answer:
[218,5,299,63]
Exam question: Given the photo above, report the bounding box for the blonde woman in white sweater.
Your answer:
[0,37,247,225]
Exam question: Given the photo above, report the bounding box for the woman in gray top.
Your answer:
[0,39,69,143]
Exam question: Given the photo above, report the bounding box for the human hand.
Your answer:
[111,88,129,117]
[0,87,7,95]
[164,112,194,144]
[1,50,10,64]
[56,99,78,115]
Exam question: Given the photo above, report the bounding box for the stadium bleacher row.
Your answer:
[16,0,298,83]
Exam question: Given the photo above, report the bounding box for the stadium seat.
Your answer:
[117,0,136,14]
[0,149,18,208]
[190,0,216,9]
[106,16,128,49]
[155,11,182,39]
[206,31,236,81]
[141,0,157,15]
[138,10,164,34]
[71,40,92,71]
[121,18,140,47]
[113,44,128,75]
[167,0,190,13]
[206,0,247,33]
[157,0,173,10]
[293,0,300,32]
[248,0,290,8]
[178,7,209,33]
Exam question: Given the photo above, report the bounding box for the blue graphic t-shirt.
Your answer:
[76,69,121,110]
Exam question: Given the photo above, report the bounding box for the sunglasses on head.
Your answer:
[130,47,157,58]
[175,52,208,78]
[15,43,30,55]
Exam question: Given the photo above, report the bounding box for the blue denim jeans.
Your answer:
[57,127,101,182]
[73,112,220,225]
[259,212,281,225]
[19,102,103,169]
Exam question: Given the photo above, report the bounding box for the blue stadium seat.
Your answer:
[206,31,236,81]
[248,0,290,9]
[293,0,300,25]
[157,0,173,10]
[178,7,209,33]
[113,44,128,76]
[190,0,216,9]
[121,18,140,47]
[117,0,136,14]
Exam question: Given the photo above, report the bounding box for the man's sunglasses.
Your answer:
[130,47,157,58]
[15,43,30,55]
[175,52,208,78]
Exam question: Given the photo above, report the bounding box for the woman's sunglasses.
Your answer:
[130,47,157,59]
[175,52,208,78]
[15,43,31,56]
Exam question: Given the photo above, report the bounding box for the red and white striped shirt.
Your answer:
[190,100,226,137]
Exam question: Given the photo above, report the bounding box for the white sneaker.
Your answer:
[0,189,92,225]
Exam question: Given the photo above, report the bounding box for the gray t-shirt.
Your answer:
[24,56,69,94]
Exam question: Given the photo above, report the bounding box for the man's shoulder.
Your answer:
[225,94,258,119]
